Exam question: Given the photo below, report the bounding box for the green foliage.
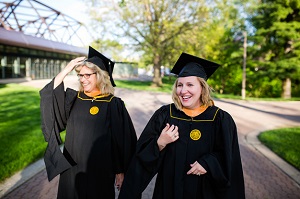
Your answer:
[246,74,282,98]
[88,0,241,86]
[258,127,300,170]
[91,39,125,61]
[292,79,300,97]
[248,0,300,97]
[115,76,176,93]
[204,1,248,96]
[118,0,126,7]
[86,0,300,98]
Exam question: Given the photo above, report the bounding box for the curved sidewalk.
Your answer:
[0,77,300,199]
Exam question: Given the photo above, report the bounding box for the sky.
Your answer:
[39,0,92,46]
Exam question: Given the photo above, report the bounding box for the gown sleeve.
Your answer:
[135,105,170,169]
[197,109,245,198]
[39,79,77,181]
[118,105,169,199]
[110,97,137,174]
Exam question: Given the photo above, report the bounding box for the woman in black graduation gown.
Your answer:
[119,53,245,199]
[40,46,137,199]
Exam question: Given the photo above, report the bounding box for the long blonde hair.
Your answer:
[172,77,214,110]
[75,61,115,95]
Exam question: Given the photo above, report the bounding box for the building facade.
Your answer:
[0,27,86,80]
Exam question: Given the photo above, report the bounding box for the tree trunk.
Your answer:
[282,78,291,99]
[151,54,162,87]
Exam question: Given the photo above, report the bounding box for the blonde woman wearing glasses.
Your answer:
[40,46,137,199]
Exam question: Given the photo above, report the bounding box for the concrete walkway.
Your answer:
[0,76,300,199]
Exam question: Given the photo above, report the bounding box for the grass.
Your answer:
[0,78,299,183]
[258,127,300,171]
[114,76,176,93]
[0,84,46,182]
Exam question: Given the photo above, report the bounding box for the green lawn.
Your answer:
[0,84,46,182]
[114,76,176,93]
[258,127,300,170]
[0,79,299,183]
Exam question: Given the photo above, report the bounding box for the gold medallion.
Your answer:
[90,106,99,115]
[190,129,201,140]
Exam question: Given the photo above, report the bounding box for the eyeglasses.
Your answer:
[77,72,96,79]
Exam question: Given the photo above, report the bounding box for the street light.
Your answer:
[242,31,247,100]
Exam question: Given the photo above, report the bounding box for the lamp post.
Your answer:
[242,31,247,100]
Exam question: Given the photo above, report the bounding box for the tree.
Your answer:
[199,0,250,96]
[91,38,125,61]
[248,0,300,98]
[86,0,222,86]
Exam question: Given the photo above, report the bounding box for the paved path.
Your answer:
[1,77,300,199]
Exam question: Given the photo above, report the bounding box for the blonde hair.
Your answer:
[172,77,214,110]
[75,61,115,95]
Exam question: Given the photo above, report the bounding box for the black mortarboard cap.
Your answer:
[171,52,220,80]
[85,46,116,87]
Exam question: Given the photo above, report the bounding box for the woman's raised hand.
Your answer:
[64,56,86,74]
[54,56,86,89]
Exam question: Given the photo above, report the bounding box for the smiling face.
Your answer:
[78,65,99,93]
[176,76,202,109]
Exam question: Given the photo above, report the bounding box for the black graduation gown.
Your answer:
[119,104,245,199]
[40,79,137,199]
